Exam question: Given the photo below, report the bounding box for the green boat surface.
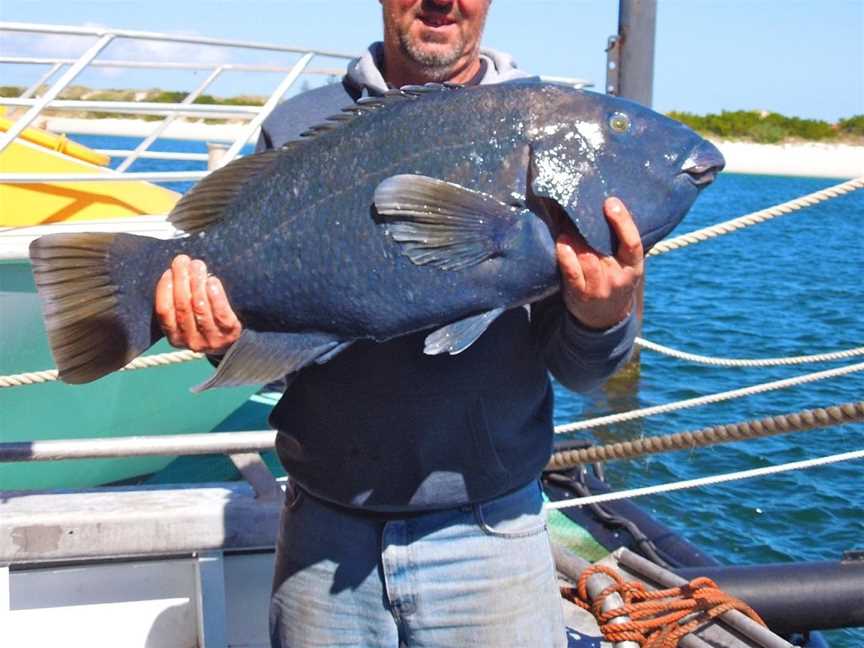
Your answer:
[0,257,257,491]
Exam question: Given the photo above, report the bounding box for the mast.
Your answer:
[606,0,657,379]
[606,0,657,106]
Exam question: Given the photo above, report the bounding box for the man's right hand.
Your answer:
[155,255,242,355]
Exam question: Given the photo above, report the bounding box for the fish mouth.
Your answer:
[680,140,725,187]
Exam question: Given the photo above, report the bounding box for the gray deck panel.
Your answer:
[0,482,282,563]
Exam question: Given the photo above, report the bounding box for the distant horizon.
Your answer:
[1,1,861,122]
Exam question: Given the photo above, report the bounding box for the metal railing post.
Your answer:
[0,564,9,615]
[195,552,228,648]
[207,142,230,169]
[218,51,315,164]
[18,62,65,100]
[0,32,115,155]
[8,61,65,120]
[115,65,226,172]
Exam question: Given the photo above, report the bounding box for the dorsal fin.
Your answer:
[167,148,286,235]
[299,83,462,139]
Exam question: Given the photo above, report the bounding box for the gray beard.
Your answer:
[397,32,465,80]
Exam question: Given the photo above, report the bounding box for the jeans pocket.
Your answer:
[474,482,547,539]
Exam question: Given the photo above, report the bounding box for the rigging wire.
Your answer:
[554,361,864,433]
[544,448,864,510]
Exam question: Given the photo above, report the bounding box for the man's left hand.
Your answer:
[555,197,644,330]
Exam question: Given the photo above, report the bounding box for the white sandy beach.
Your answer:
[709,139,863,180]
[40,116,864,180]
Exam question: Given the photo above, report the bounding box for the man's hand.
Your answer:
[555,197,644,330]
[154,255,242,354]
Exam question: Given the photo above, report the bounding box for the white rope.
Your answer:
[648,175,864,257]
[544,448,864,510]
[0,350,204,387]
[555,361,864,433]
[635,337,864,368]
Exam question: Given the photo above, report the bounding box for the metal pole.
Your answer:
[0,430,276,462]
[8,61,65,120]
[115,65,226,172]
[606,0,657,106]
[605,0,656,376]
[218,51,314,165]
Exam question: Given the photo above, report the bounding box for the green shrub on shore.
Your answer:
[668,109,844,142]
[838,115,864,137]
[147,90,263,106]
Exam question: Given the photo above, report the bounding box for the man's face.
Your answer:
[381,0,491,76]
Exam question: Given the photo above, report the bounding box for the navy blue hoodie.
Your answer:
[257,43,637,511]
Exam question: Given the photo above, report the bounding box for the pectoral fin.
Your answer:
[374,174,527,271]
[192,330,350,392]
[424,308,505,355]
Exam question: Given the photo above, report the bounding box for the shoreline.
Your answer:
[708,139,863,180]
[40,116,864,180]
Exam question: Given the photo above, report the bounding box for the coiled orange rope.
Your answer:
[561,564,767,648]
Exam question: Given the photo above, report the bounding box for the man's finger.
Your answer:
[555,232,587,295]
[171,255,203,348]
[154,269,180,344]
[189,259,220,346]
[208,277,241,335]
[605,197,643,268]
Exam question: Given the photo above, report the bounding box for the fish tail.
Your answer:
[29,232,164,384]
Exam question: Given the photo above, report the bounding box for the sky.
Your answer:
[1,0,862,122]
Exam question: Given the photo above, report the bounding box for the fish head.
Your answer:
[528,87,725,256]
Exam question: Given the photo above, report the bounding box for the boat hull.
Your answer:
[0,134,180,227]
[0,257,257,490]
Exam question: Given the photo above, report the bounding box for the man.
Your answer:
[156,1,644,645]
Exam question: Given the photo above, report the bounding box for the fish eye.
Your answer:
[609,112,631,134]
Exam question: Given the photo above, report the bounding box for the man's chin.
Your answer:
[401,43,461,70]
[416,27,453,45]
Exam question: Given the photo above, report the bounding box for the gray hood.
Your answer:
[346,41,530,95]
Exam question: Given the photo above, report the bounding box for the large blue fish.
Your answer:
[29,81,723,389]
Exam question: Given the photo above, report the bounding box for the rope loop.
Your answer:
[563,564,766,648]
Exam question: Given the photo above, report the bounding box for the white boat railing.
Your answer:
[0,21,593,186]
[0,55,344,76]
[0,21,355,180]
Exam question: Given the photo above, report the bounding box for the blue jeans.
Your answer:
[270,480,566,647]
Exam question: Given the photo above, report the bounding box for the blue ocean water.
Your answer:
[85,135,863,645]
[564,172,864,647]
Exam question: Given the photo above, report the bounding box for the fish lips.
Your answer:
[681,140,725,187]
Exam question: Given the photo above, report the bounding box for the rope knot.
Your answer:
[562,565,767,648]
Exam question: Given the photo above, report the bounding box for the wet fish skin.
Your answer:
[29,81,723,388]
